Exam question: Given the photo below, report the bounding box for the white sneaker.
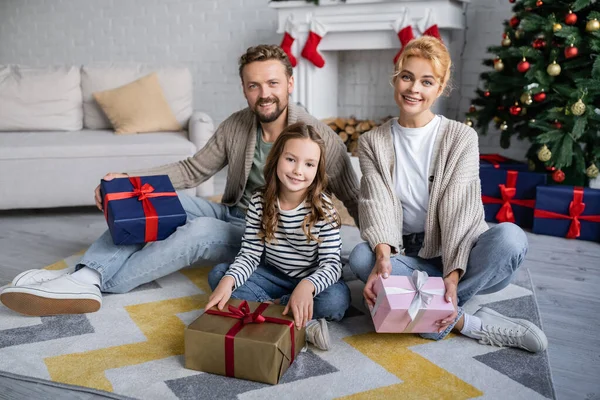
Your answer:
[472,307,548,353]
[305,319,331,351]
[11,267,73,287]
[0,275,102,316]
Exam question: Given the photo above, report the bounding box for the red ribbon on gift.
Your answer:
[481,170,535,223]
[533,187,600,239]
[480,154,510,169]
[205,300,296,378]
[103,177,177,242]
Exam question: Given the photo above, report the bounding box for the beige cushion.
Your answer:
[81,66,193,130]
[93,73,182,134]
[0,65,82,131]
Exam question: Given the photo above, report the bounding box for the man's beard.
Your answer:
[253,96,287,123]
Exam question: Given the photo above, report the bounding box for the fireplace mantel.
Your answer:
[269,0,468,119]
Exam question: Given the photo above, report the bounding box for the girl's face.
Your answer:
[394,56,444,119]
[276,138,321,198]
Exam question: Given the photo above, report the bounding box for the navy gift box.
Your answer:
[100,175,187,245]
[480,169,547,228]
[479,154,529,171]
[533,186,600,242]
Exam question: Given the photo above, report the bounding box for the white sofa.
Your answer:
[0,65,215,210]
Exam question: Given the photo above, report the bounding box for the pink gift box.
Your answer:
[370,272,455,333]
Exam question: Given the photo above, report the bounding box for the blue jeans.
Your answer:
[208,261,351,321]
[348,223,528,340]
[78,194,247,293]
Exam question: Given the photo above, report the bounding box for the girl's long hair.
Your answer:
[259,122,340,244]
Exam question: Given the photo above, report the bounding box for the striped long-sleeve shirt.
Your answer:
[224,191,342,296]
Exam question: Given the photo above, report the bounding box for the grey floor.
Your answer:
[1,172,599,400]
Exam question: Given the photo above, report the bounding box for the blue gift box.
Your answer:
[533,186,600,242]
[479,154,529,171]
[100,175,187,245]
[480,169,547,228]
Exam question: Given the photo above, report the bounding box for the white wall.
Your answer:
[0,0,528,158]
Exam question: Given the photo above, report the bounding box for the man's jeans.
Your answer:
[208,262,351,321]
[78,194,246,293]
[348,223,528,340]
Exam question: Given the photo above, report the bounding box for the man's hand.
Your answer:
[283,280,315,330]
[205,276,235,311]
[363,244,392,307]
[436,270,459,333]
[94,173,129,211]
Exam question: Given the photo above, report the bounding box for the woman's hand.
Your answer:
[283,280,315,330]
[363,244,392,307]
[436,270,459,333]
[205,276,235,311]
[94,173,129,211]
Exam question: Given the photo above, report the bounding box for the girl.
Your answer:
[206,122,350,351]
[349,36,548,353]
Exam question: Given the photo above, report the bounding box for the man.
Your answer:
[1,45,360,321]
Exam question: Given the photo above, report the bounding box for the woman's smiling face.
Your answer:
[393,56,444,120]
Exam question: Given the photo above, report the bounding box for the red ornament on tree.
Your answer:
[536,0,543,6]
[565,11,577,25]
[532,38,546,49]
[498,106,505,111]
[509,0,516,3]
[484,90,491,97]
[552,170,565,183]
[533,92,546,102]
[564,45,578,59]
[510,104,522,115]
[553,121,563,129]
[517,58,530,73]
[510,16,520,28]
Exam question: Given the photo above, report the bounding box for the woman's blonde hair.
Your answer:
[259,122,340,244]
[392,36,453,96]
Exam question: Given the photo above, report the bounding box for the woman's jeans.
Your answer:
[78,194,246,293]
[348,223,528,340]
[208,261,351,321]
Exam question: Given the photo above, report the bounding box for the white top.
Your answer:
[391,115,441,235]
[225,191,342,296]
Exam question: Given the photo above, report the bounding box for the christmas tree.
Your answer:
[466,0,600,185]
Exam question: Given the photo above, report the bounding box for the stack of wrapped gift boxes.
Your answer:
[479,154,600,242]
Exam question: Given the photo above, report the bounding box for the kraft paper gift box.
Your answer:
[370,271,454,333]
[479,154,529,171]
[100,175,186,245]
[533,185,600,242]
[480,169,547,228]
[185,299,306,385]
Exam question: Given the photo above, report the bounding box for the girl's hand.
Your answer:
[205,276,235,311]
[283,280,315,329]
[95,173,128,211]
[436,270,459,333]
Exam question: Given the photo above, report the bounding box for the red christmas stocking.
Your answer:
[279,17,297,67]
[301,19,327,68]
[392,9,414,65]
[418,8,442,41]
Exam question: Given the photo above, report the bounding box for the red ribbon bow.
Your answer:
[481,170,535,223]
[205,301,296,378]
[534,187,600,239]
[480,154,510,169]
[103,177,177,242]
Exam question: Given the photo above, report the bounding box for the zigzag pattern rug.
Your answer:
[0,253,555,399]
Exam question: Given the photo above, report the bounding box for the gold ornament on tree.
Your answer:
[464,118,473,127]
[538,145,551,162]
[586,19,600,32]
[515,29,524,39]
[520,92,533,105]
[547,61,561,76]
[502,37,512,46]
[586,164,599,178]
[528,160,536,171]
[494,59,505,71]
[571,99,586,116]
[493,116,502,124]
[553,23,562,32]
[500,121,508,131]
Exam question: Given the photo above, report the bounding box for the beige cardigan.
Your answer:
[131,103,361,225]
[358,116,488,278]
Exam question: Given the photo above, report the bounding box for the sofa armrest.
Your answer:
[188,111,216,197]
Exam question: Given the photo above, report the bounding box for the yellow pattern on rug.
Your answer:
[339,332,483,399]
[44,266,211,392]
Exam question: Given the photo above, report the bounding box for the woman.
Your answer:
[349,36,547,353]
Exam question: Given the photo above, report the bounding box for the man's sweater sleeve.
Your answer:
[126,121,229,190]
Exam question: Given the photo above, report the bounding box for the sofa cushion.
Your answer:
[82,66,193,130]
[93,73,182,135]
[0,129,196,160]
[0,65,82,131]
